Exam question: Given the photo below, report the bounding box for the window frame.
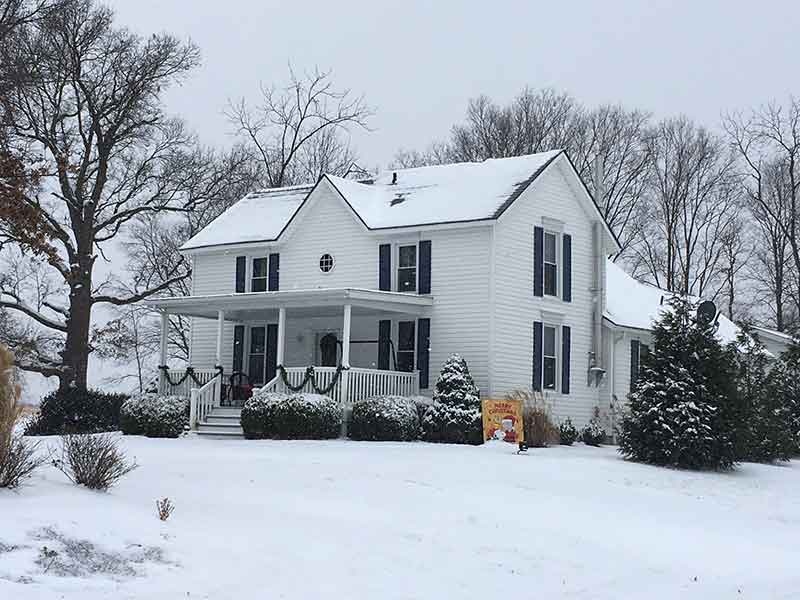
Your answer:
[251,257,268,293]
[319,253,336,274]
[396,320,416,372]
[396,244,418,293]
[543,231,559,297]
[542,323,559,391]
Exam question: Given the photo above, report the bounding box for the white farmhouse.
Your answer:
[144,150,750,435]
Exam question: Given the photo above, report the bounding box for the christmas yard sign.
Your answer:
[481,399,524,443]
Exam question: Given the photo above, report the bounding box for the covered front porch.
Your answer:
[146,288,433,433]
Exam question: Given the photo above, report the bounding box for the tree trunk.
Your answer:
[59,264,93,392]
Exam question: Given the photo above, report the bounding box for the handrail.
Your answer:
[189,375,220,429]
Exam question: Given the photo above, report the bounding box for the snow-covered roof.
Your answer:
[181,150,616,251]
[604,260,740,344]
[181,184,313,251]
[327,150,562,228]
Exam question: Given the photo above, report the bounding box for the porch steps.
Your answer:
[196,408,243,437]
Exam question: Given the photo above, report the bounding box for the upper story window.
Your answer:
[542,324,558,390]
[544,232,558,297]
[252,257,268,292]
[397,245,417,292]
[319,253,335,273]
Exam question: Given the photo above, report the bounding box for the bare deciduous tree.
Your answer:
[0,0,204,390]
[631,117,739,299]
[391,88,651,252]
[725,100,800,331]
[226,67,372,188]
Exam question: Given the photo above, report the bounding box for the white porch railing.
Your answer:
[348,367,420,399]
[189,375,221,429]
[262,366,419,405]
[159,368,219,398]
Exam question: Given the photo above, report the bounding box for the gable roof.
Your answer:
[181,184,313,251]
[604,260,740,345]
[181,149,618,251]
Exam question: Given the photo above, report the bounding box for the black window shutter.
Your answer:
[562,234,572,302]
[418,240,432,295]
[235,256,246,293]
[266,323,278,381]
[232,325,244,372]
[532,321,543,391]
[533,227,544,297]
[378,320,391,370]
[379,244,391,291]
[416,318,431,388]
[561,325,571,394]
[630,339,640,391]
[268,253,280,291]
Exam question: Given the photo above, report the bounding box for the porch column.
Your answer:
[277,307,286,366]
[215,309,225,368]
[340,304,352,438]
[341,304,352,368]
[159,311,169,394]
[276,307,286,392]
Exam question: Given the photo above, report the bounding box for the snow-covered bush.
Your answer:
[559,418,579,446]
[580,417,605,447]
[25,388,128,436]
[422,354,482,445]
[52,433,137,490]
[619,296,739,470]
[241,392,341,439]
[409,395,434,425]
[349,395,420,441]
[120,394,188,438]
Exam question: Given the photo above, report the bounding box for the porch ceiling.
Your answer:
[143,288,433,320]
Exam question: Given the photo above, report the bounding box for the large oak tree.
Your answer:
[0,0,206,391]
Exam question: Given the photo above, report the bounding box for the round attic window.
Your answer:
[319,253,335,273]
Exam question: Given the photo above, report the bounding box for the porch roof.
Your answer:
[143,288,433,319]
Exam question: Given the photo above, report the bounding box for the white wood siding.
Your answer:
[187,182,492,393]
[491,160,601,427]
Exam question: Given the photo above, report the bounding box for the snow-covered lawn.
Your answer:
[1,436,798,599]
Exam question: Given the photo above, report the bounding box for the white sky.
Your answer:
[108,0,800,168]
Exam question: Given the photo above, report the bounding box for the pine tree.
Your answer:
[730,328,795,462]
[766,341,800,454]
[432,354,480,410]
[422,354,482,445]
[619,296,739,470]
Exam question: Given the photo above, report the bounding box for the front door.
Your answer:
[319,332,339,367]
[247,324,278,386]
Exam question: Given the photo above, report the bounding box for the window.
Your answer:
[319,253,335,273]
[544,232,558,297]
[397,321,415,372]
[251,257,268,292]
[248,326,266,385]
[542,325,558,390]
[397,245,417,292]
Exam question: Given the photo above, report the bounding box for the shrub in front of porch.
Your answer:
[120,394,188,438]
[25,389,128,436]
[241,392,341,440]
[349,396,420,441]
[421,354,483,445]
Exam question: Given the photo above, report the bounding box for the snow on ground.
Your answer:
[1,436,798,599]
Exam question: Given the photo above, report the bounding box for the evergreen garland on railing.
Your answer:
[159,365,223,388]
[277,364,348,395]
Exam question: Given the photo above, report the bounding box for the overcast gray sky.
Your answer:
[108,0,800,168]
